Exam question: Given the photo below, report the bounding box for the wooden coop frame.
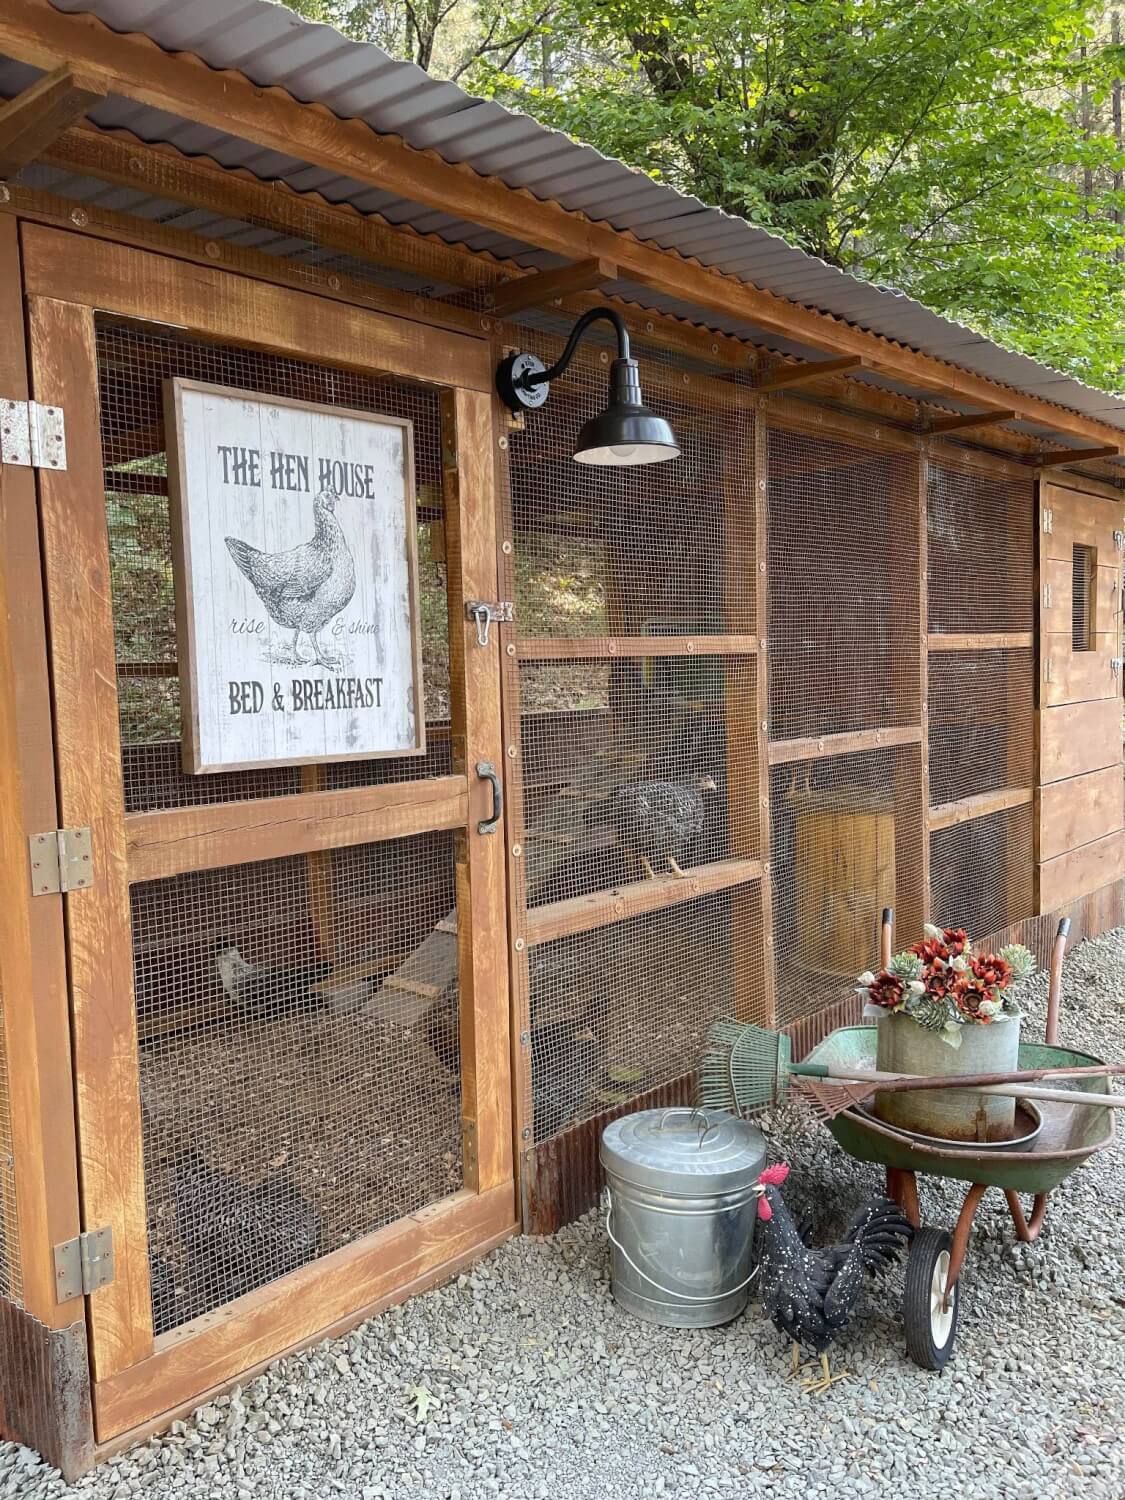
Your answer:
[0,0,1122,1475]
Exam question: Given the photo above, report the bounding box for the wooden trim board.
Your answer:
[928,785,1033,831]
[125,777,469,882]
[1040,697,1124,783]
[768,725,923,765]
[1039,829,1125,912]
[1040,767,1124,862]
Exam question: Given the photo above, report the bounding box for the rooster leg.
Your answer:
[800,1352,850,1394]
[309,630,341,670]
[290,628,306,663]
[638,854,658,881]
[666,854,688,879]
[790,1342,801,1378]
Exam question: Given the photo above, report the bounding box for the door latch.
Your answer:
[465,600,513,647]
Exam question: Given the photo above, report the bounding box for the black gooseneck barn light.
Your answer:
[495,307,680,466]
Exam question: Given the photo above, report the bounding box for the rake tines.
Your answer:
[790,1075,881,1121]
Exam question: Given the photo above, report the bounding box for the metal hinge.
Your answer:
[1041,508,1053,534]
[1115,530,1125,552]
[1043,583,1052,609]
[53,1226,114,1300]
[28,827,93,896]
[1112,657,1123,678]
[0,399,67,469]
[465,600,513,647]
[1044,657,1053,682]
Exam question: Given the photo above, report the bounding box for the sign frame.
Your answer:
[164,377,426,774]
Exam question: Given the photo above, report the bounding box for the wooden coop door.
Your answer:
[21,229,513,1435]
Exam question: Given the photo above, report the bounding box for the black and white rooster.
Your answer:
[599,774,717,880]
[754,1163,914,1392]
[212,937,330,1019]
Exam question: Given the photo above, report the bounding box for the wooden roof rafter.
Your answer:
[0,0,1122,451]
[0,62,103,178]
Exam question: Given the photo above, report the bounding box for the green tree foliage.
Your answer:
[287,0,1125,391]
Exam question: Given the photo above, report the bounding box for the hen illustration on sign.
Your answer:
[165,378,425,773]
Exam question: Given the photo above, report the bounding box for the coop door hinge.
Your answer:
[53,1226,113,1300]
[28,827,93,896]
[0,400,67,470]
[1042,583,1052,609]
[1041,508,1053,534]
[1044,656,1053,683]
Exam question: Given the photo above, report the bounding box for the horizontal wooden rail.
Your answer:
[126,775,468,881]
[524,855,762,945]
[927,785,1033,831]
[516,634,759,660]
[768,725,922,766]
[927,633,1034,651]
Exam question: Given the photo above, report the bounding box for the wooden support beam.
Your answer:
[767,725,923,766]
[1033,445,1121,469]
[928,785,1033,832]
[524,856,763,945]
[0,65,103,178]
[515,634,759,660]
[1,0,1121,449]
[925,408,1015,434]
[488,257,617,316]
[927,632,1034,651]
[756,356,863,392]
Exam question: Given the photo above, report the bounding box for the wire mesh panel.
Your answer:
[770,746,924,1025]
[97,319,452,812]
[517,656,757,908]
[928,649,1035,805]
[927,463,1035,634]
[930,805,1036,941]
[506,336,755,637]
[0,984,20,1307]
[134,832,462,1334]
[523,889,753,1143]
[766,427,919,742]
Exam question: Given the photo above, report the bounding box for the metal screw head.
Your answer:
[520,1030,530,1044]
[511,843,522,857]
[501,540,513,555]
[481,318,492,331]
[506,642,516,657]
[514,938,525,953]
[205,240,221,259]
[328,274,341,291]
[521,1127,532,1141]
[0,185,10,204]
[70,208,89,227]
[507,744,518,758]
[498,436,509,451]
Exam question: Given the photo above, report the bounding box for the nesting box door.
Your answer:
[22,229,515,1437]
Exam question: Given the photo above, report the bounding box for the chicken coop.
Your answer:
[1,0,1124,1476]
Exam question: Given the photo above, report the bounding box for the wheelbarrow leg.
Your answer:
[886,1167,921,1230]
[1004,1189,1049,1243]
[947,1181,988,1290]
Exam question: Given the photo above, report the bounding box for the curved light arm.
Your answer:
[515,306,631,391]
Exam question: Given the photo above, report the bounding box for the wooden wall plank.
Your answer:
[27,294,152,1377]
[1040,767,1124,862]
[1041,632,1118,706]
[125,778,469,882]
[1042,484,1124,560]
[93,1184,514,1442]
[1040,698,1123,782]
[443,388,513,1197]
[1039,829,1125,912]
[20,227,492,394]
[0,219,83,1325]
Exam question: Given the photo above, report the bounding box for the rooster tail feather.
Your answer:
[224,535,262,577]
[843,1196,914,1275]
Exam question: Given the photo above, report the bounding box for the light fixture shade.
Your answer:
[573,356,680,466]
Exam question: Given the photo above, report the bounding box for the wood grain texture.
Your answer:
[0,65,103,177]
[1041,632,1118,706]
[750,420,776,1023]
[0,0,1120,446]
[525,856,764,945]
[756,356,862,391]
[27,295,153,1376]
[1040,698,1124,783]
[926,633,1034,651]
[92,1185,515,1442]
[125,778,469,881]
[924,408,1015,435]
[0,219,83,1324]
[21,227,491,394]
[928,785,1034,832]
[443,388,513,1196]
[1039,829,1125,913]
[1041,482,1125,562]
[487,256,617,315]
[1040,767,1124,862]
[1040,557,1118,637]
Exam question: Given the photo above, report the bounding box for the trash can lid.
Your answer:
[601,1107,766,1194]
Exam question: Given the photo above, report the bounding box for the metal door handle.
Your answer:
[476,761,503,834]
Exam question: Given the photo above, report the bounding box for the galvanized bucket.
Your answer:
[600,1107,766,1328]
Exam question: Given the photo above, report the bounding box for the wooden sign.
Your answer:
[165,378,424,773]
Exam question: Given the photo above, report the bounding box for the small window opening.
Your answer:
[1071,543,1096,651]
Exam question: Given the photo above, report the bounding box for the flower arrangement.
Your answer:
[856,924,1035,1048]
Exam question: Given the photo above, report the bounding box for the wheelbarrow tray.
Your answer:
[805,1026,1115,1193]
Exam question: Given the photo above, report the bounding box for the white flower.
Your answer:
[908,980,926,996]
[856,971,876,987]
[949,955,969,973]
[978,998,1002,1018]
[941,1022,964,1049]
[923,923,945,940]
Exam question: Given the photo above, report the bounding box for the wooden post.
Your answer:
[750,408,777,1023]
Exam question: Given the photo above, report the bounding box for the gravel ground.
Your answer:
[6,929,1124,1500]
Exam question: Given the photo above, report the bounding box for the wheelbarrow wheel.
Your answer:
[903,1227,959,1370]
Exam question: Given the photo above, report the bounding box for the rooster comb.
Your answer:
[758,1163,789,1187]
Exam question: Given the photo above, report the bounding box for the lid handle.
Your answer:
[656,1106,719,1148]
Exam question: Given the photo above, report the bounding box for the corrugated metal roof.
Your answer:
[13,0,1124,442]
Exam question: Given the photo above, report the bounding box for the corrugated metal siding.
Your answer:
[3,0,1120,439]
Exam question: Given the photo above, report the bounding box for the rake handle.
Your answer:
[794,1061,1124,1093]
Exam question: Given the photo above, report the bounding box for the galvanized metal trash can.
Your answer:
[601,1107,767,1328]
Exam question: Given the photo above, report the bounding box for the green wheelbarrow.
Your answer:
[803,919,1116,1369]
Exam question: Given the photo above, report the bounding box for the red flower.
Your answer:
[970,953,1012,991]
[866,971,905,1009]
[910,936,949,967]
[952,982,993,1024]
[942,928,970,956]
